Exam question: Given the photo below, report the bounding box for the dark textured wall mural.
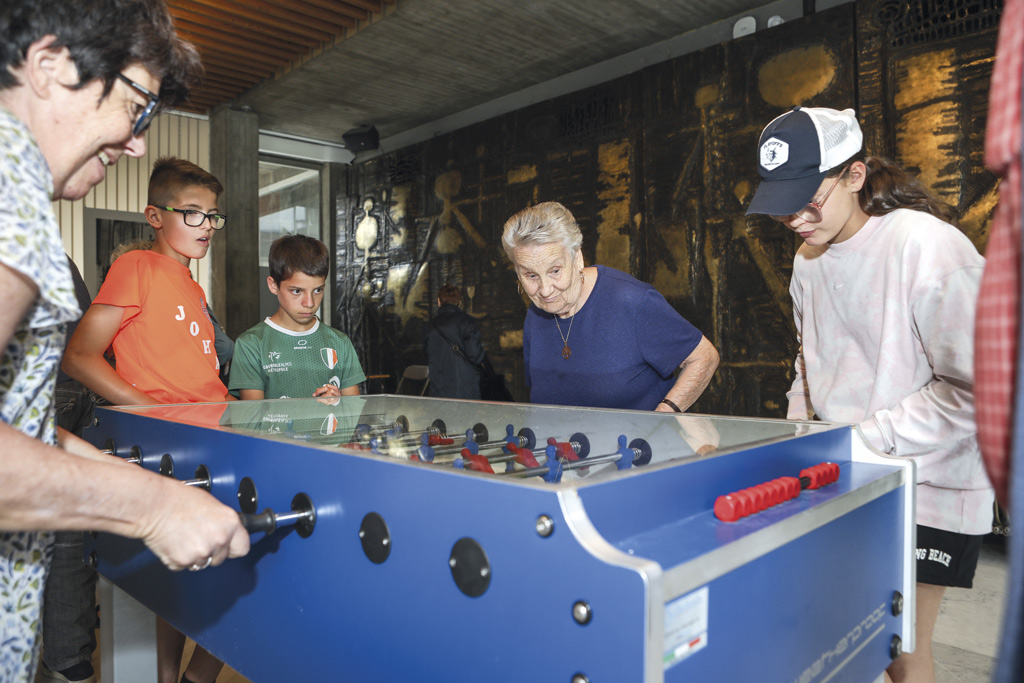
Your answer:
[333,0,1002,417]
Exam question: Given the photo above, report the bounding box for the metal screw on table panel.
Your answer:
[449,558,457,567]
[890,635,903,660]
[88,551,98,569]
[892,590,904,616]
[572,601,592,625]
[571,674,590,683]
[536,515,554,537]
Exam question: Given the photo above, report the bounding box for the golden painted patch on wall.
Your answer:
[499,328,523,350]
[733,179,752,206]
[651,219,694,299]
[695,84,720,109]
[507,165,538,185]
[387,262,429,326]
[893,50,956,204]
[758,46,836,107]
[388,185,411,249]
[595,139,632,271]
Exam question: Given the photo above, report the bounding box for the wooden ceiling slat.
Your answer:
[189,0,351,36]
[263,0,365,25]
[339,0,387,11]
[169,5,320,49]
[183,93,223,107]
[302,0,369,21]
[194,81,252,99]
[173,16,309,58]
[199,53,277,80]
[176,0,338,42]
[181,31,291,68]
[198,70,254,90]
[199,65,265,84]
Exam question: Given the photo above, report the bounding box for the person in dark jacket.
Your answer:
[424,285,487,399]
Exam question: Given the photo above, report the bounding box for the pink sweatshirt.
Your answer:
[787,208,995,535]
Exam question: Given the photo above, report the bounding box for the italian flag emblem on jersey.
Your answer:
[321,348,338,369]
[321,413,338,435]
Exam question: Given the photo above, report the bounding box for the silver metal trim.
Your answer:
[663,468,907,601]
[559,489,664,683]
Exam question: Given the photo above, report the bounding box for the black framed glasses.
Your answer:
[161,207,227,230]
[770,166,850,224]
[117,73,160,137]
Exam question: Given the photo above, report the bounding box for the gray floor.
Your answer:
[933,540,1009,683]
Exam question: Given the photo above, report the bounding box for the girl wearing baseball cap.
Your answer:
[747,106,995,683]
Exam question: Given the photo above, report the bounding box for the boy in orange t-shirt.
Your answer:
[65,157,229,406]
[63,157,232,683]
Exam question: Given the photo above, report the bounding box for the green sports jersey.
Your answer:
[229,318,366,398]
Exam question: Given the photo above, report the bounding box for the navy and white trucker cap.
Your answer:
[745,107,863,216]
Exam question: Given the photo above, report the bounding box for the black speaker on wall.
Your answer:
[343,125,380,152]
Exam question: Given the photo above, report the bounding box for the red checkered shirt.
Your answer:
[976,0,1023,506]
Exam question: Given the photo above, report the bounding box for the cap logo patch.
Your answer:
[760,137,789,171]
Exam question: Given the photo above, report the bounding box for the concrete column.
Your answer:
[209,107,260,339]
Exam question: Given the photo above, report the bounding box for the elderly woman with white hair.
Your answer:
[502,201,719,412]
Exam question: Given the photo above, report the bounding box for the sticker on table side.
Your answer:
[663,586,709,669]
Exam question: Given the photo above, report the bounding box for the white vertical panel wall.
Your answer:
[52,112,214,305]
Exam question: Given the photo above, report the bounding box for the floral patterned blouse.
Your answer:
[0,107,80,681]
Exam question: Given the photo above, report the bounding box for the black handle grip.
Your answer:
[239,509,277,535]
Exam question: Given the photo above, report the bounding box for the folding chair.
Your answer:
[395,365,430,395]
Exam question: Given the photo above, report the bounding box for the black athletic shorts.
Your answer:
[915,524,984,588]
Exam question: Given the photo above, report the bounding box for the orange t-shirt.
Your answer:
[94,250,227,403]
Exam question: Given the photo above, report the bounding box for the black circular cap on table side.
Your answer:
[237,477,258,515]
[449,537,491,598]
[629,438,653,466]
[360,512,391,564]
[518,427,536,450]
[570,432,591,458]
[159,453,174,477]
[472,422,489,443]
[194,464,212,491]
[292,493,317,538]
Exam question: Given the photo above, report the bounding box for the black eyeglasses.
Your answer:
[117,73,160,137]
[161,207,227,230]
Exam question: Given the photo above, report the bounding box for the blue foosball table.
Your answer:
[84,395,914,683]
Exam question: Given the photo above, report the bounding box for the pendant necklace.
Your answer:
[554,314,574,359]
[554,270,586,360]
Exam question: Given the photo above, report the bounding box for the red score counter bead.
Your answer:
[713,494,742,522]
[747,486,767,512]
[733,489,756,516]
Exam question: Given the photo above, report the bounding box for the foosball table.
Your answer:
[83,395,914,683]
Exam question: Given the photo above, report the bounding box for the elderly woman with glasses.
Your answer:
[502,201,719,412]
[0,2,250,680]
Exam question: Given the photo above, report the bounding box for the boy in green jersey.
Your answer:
[229,235,365,399]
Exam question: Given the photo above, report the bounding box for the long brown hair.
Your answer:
[828,155,959,226]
